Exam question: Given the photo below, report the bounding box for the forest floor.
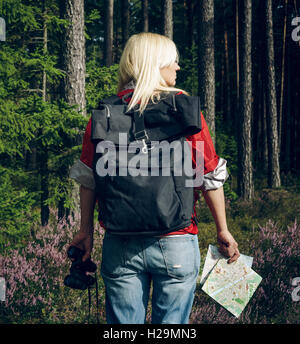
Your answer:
[0,175,299,324]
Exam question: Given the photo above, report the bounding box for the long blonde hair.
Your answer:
[117,32,188,113]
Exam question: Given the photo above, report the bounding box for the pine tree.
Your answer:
[238,0,254,200]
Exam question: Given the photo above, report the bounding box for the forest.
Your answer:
[0,0,299,325]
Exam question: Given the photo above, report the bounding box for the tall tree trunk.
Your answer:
[164,0,173,39]
[284,41,292,174]
[265,0,281,188]
[258,0,268,175]
[279,0,288,159]
[64,0,86,115]
[63,0,86,221]
[198,0,215,144]
[291,38,299,173]
[222,0,231,123]
[186,0,194,51]
[42,6,47,102]
[142,0,149,32]
[238,0,254,200]
[235,0,240,133]
[40,0,49,225]
[294,72,299,173]
[105,0,114,66]
[121,0,130,48]
[262,79,268,174]
[40,148,49,226]
[255,69,262,165]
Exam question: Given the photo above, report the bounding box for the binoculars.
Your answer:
[64,246,97,290]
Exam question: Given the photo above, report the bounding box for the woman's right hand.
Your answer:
[69,230,94,262]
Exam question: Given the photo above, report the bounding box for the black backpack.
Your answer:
[91,92,202,236]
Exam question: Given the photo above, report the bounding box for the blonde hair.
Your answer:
[117,32,188,113]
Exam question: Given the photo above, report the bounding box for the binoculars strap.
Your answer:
[87,272,100,324]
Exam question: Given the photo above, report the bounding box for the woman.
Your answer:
[69,32,240,324]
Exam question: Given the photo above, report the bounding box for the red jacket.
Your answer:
[80,89,220,235]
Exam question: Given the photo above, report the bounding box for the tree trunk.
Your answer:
[142,0,149,32]
[42,6,47,102]
[265,0,281,188]
[262,84,268,173]
[235,0,240,133]
[292,47,299,173]
[198,0,215,144]
[279,0,288,159]
[255,69,262,165]
[40,148,49,226]
[284,41,292,174]
[238,0,254,200]
[164,0,173,39]
[105,0,114,66]
[186,0,194,51]
[121,0,130,48]
[222,0,231,123]
[64,0,86,115]
[40,0,49,225]
[63,0,85,220]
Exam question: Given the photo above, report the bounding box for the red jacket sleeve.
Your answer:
[186,112,219,175]
[80,117,94,169]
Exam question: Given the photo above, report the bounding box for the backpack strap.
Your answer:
[133,111,148,140]
[132,111,152,153]
[131,93,177,152]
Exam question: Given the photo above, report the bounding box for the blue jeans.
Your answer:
[100,232,200,324]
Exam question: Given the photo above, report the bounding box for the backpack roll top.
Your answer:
[91,92,202,144]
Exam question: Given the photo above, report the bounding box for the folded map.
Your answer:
[199,244,253,286]
[201,257,262,318]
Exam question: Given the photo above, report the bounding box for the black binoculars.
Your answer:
[64,246,97,290]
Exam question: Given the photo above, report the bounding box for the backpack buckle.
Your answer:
[141,139,149,154]
[134,129,149,141]
[134,131,153,154]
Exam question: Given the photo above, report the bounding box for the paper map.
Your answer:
[201,257,262,318]
[200,245,254,286]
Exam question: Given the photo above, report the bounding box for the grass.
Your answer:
[0,176,299,324]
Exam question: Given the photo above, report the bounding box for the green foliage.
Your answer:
[215,131,239,200]
[0,99,36,157]
[215,131,238,176]
[176,43,199,95]
[85,61,119,113]
[0,0,40,35]
[0,166,38,250]
[0,93,87,241]
[0,47,29,98]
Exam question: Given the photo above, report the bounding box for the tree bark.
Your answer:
[279,0,288,159]
[284,40,292,174]
[40,148,49,226]
[142,0,149,32]
[164,0,173,39]
[62,0,86,221]
[222,0,231,123]
[185,0,194,51]
[263,81,268,172]
[265,0,281,187]
[198,0,215,144]
[42,5,47,102]
[64,0,86,116]
[104,0,114,66]
[40,0,49,225]
[238,0,254,200]
[235,0,240,133]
